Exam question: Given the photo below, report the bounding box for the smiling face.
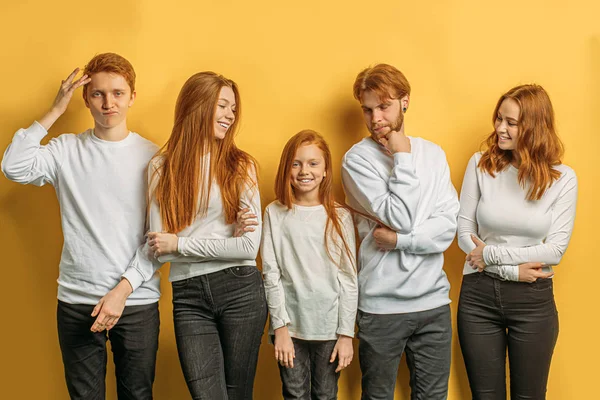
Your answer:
[359,90,407,141]
[290,143,326,202]
[495,98,521,151]
[84,72,135,130]
[213,86,236,140]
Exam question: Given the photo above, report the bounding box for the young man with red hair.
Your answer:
[2,53,160,399]
[341,64,459,399]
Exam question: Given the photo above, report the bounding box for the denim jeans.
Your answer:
[457,272,559,400]
[57,300,160,400]
[172,266,268,400]
[357,304,452,400]
[274,337,339,400]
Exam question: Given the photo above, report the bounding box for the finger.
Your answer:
[71,75,91,90]
[539,271,555,279]
[289,352,294,368]
[91,315,105,332]
[243,227,256,233]
[335,360,343,373]
[147,232,157,239]
[466,254,472,261]
[470,234,482,245]
[330,347,338,363]
[106,317,119,331]
[64,68,80,85]
[91,299,103,317]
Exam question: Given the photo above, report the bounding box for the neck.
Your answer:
[93,121,130,141]
[293,191,321,207]
[511,150,521,168]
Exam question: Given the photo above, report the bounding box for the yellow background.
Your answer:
[0,1,597,398]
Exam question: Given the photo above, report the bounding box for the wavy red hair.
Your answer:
[479,84,564,201]
[153,72,257,233]
[275,130,355,269]
[82,53,136,98]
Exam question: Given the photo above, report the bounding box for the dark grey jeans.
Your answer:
[275,338,339,400]
[172,266,268,400]
[357,304,452,400]
[457,272,559,400]
[57,300,160,400]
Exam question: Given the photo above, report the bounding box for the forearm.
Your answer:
[158,232,260,263]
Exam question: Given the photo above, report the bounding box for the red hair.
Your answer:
[82,53,136,97]
[353,63,411,101]
[153,72,257,233]
[479,84,564,201]
[275,130,355,269]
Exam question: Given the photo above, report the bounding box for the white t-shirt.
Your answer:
[261,201,358,340]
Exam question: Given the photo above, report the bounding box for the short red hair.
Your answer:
[353,63,411,101]
[82,53,136,98]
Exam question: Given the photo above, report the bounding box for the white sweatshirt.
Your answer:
[457,152,578,280]
[133,155,262,282]
[1,122,161,305]
[261,201,358,340]
[341,137,459,314]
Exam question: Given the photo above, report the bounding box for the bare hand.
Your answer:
[467,235,487,272]
[234,207,258,237]
[330,335,353,372]
[147,232,178,257]
[379,129,410,154]
[274,326,296,368]
[518,262,553,283]
[91,279,133,332]
[373,225,397,250]
[52,68,91,116]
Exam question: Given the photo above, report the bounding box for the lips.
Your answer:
[217,121,230,130]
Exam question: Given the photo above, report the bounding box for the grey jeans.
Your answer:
[276,338,339,400]
[357,304,452,400]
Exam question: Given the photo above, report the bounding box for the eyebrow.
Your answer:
[498,112,518,123]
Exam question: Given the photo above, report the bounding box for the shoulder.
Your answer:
[130,133,160,154]
[412,137,448,159]
[554,163,577,184]
[265,200,288,217]
[334,204,352,220]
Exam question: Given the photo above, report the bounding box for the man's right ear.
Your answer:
[83,91,90,108]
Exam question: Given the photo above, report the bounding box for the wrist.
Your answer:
[117,278,134,297]
[274,326,289,336]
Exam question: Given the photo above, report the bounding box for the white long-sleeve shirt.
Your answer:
[138,155,262,282]
[457,152,578,280]
[341,137,459,314]
[1,122,161,305]
[261,201,358,340]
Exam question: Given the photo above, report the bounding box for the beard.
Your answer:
[370,111,405,141]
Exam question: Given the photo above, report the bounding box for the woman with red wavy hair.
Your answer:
[457,84,578,399]
[145,72,267,399]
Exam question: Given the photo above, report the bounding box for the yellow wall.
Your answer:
[0,1,597,398]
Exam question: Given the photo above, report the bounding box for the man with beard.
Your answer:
[341,63,459,400]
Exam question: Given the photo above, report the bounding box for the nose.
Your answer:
[103,94,114,109]
[225,107,235,121]
[371,109,383,123]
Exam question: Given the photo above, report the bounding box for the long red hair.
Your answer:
[153,72,257,233]
[479,84,564,200]
[275,130,355,269]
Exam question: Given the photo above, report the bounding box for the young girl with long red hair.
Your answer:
[457,84,578,399]
[261,130,358,400]
[145,71,267,400]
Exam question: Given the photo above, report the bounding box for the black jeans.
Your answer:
[275,338,339,400]
[357,304,452,400]
[457,272,559,400]
[172,266,268,400]
[57,300,160,400]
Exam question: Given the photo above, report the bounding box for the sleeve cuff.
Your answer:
[395,232,412,251]
[336,327,356,338]
[393,152,413,166]
[121,268,145,291]
[483,245,495,265]
[177,237,187,256]
[270,316,290,331]
[24,121,49,141]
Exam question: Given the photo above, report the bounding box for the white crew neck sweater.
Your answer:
[2,122,161,305]
[261,201,358,340]
[142,155,262,281]
[457,152,578,279]
[341,136,459,314]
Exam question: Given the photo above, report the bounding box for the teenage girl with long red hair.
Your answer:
[457,84,578,399]
[261,130,358,399]
[145,71,267,400]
